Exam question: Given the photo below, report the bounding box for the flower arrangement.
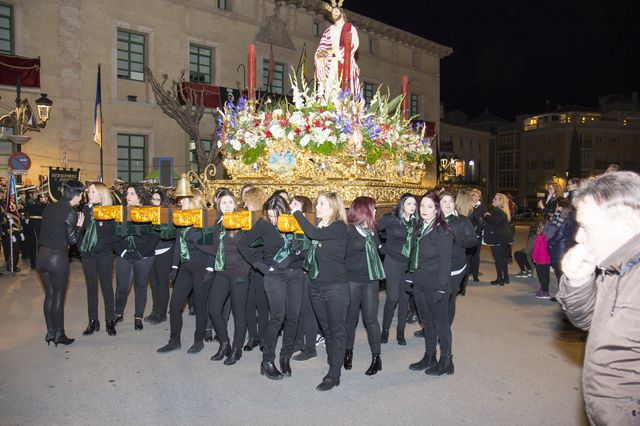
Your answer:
[217,74,432,165]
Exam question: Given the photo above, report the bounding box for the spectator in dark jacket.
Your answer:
[544,198,576,282]
[483,193,514,286]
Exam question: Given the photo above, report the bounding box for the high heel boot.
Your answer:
[224,347,242,365]
[106,320,117,336]
[210,341,231,361]
[434,354,454,376]
[279,356,292,376]
[45,330,56,346]
[409,353,436,371]
[260,360,283,380]
[365,353,382,376]
[343,349,353,370]
[54,329,75,347]
[82,319,100,335]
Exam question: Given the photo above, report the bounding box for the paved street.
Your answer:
[0,226,588,426]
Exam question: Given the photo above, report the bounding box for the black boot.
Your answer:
[380,328,389,344]
[54,329,74,347]
[134,318,143,330]
[292,349,317,361]
[260,360,283,380]
[157,340,181,353]
[45,330,56,346]
[243,338,259,351]
[316,376,340,391]
[105,320,117,336]
[343,349,353,370]
[114,314,124,323]
[204,329,213,342]
[396,330,406,346]
[224,347,242,365]
[409,353,436,371]
[434,354,454,376]
[365,353,382,376]
[187,341,204,354]
[279,357,292,376]
[82,319,100,335]
[490,279,502,285]
[211,341,231,361]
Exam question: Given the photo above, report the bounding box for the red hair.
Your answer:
[347,196,377,230]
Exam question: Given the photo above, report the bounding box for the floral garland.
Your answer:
[217,75,432,165]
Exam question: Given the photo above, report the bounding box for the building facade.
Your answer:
[0,0,451,186]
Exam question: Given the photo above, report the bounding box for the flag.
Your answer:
[298,44,308,82]
[5,174,21,231]
[93,64,103,148]
[267,44,275,91]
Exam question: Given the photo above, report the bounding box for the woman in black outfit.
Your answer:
[113,185,159,330]
[79,182,119,336]
[144,189,174,325]
[293,192,349,391]
[157,190,212,353]
[344,196,384,375]
[208,193,251,365]
[484,193,514,286]
[239,194,306,379]
[439,192,479,324]
[377,193,417,345]
[37,180,85,346]
[407,191,454,375]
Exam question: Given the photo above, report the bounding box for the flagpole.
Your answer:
[96,64,104,182]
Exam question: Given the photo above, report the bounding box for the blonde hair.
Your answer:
[90,182,113,207]
[243,187,267,212]
[470,188,482,198]
[182,189,206,210]
[317,192,347,224]
[455,189,474,216]
[494,193,511,222]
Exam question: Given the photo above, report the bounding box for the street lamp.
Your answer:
[0,75,53,145]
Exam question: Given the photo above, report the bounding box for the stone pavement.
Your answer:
[0,226,588,425]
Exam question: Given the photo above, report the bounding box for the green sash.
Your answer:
[303,240,319,279]
[357,225,385,281]
[179,227,191,263]
[214,227,226,271]
[80,216,97,253]
[274,233,294,264]
[401,217,414,258]
[408,219,435,272]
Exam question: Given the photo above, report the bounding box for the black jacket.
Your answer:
[411,224,453,291]
[346,225,383,283]
[171,226,213,268]
[377,214,412,262]
[39,200,82,251]
[482,207,513,245]
[79,204,120,256]
[447,214,479,271]
[468,202,486,238]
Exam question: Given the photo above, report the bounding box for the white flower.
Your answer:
[290,111,305,127]
[328,135,337,145]
[287,131,295,141]
[217,140,222,149]
[339,133,347,142]
[300,134,311,147]
[231,139,242,151]
[244,132,258,148]
[269,124,285,139]
[312,127,331,144]
[273,109,283,117]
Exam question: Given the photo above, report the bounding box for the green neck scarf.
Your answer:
[408,219,435,272]
[303,240,319,279]
[214,226,226,271]
[80,215,97,253]
[356,225,385,281]
[445,213,455,223]
[125,235,136,251]
[274,233,294,264]
[401,216,414,257]
[179,227,191,263]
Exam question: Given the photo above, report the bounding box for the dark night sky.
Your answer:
[344,0,640,120]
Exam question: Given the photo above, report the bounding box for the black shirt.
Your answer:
[411,224,453,291]
[447,214,479,271]
[79,204,120,256]
[293,211,347,284]
[171,226,212,267]
[239,218,290,268]
[200,223,251,275]
[377,214,412,262]
[39,200,82,251]
[346,225,382,283]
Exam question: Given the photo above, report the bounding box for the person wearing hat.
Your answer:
[23,186,45,270]
[111,178,125,205]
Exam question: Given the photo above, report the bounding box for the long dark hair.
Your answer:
[392,192,417,221]
[292,195,313,213]
[262,194,290,222]
[126,184,150,206]
[417,191,450,232]
[151,189,169,207]
[348,196,377,230]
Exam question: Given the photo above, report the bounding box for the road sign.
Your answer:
[8,152,31,172]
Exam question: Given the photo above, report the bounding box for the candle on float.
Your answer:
[402,75,409,119]
[248,43,256,100]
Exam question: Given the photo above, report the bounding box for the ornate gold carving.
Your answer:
[93,205,124,222]
[277,214,305,234]
[130,207,162,225]
[223,211,255,231]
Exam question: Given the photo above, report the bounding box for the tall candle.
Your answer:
[402,75,409,119]
[248,43,256,100]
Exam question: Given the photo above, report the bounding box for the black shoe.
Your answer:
[457,286,467,296]
[343,349,353,370]
[472,276,479,282]
[157,340,181,353]
[503,279,510,285]
[365,354,382,376]
[292,349,317,361]
[211,341,231,361]
[204,329,213,342]
[397,331,406,346]
[434,354,454,376]
[490,279,502,285]
[143,313,158,323]
[413,328,424,337]
[187,341,204,354]
[316,376,340,391]
[243,338,259,351]
[409,353,436,371]
[380,328,389,344]
[279,357,292,376]
[148,315,167,325]
[45,330,56,346]
[406,312,419,324]
[550,297,557,302]
[106,320,117,336]
[134,318,143,330]
[114,314,124,323]
[82,319,100,335]
[213,334,220,342]
[53,329,74,347]
[224,348,242,365]
[260,361,283,380]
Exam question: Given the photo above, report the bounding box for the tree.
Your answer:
[144,68,221,173]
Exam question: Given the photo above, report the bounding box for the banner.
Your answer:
[93,65,103,148]
[5,174,21,231]
[47,167,80,202]
[0,53,40,87]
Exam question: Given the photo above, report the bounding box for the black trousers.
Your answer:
[309,281,350,379]
[491,244,510,282]
[414,284,451,357]
[209,269,249,350]
[245,269,269,341]
[149,247,173,317]
[37,247,70,333]
[2,234,20,271]
[23,227,37,268]
[168,256,211,343]
[514,251,532,272]
[536,264,551,292]
[551,261,563,282]
[294,274,319,352]
[448,270,466,325]
[81,253,115,321]
[468,240,481,278]
[346,280,381,354]
[381,256,410,333]
[262,268,305,362]
[115,255,155,319]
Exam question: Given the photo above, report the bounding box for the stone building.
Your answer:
[0,0,451,186]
